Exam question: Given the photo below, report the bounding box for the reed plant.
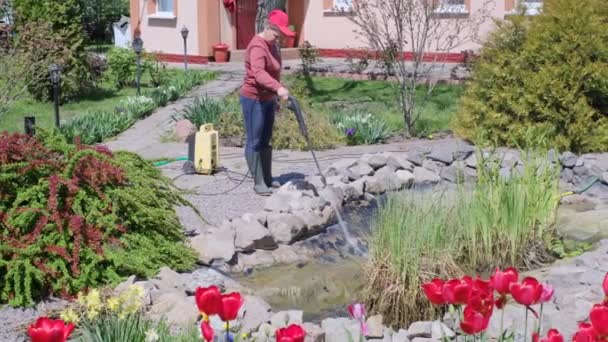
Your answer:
[363,150,561,327]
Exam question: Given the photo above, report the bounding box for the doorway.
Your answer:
[236,0,257,49]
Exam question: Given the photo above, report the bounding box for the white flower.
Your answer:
[145,329,160,342]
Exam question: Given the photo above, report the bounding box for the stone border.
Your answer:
[188,143,608,273]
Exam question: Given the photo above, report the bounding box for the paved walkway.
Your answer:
[105,69,245,159]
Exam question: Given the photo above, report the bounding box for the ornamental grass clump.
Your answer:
[364,150,560,327]
[0,131,197,307]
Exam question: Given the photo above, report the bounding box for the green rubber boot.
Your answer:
[261,147,280,189]
[246,151,273,196]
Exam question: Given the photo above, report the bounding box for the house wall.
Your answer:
[301,0,509,55]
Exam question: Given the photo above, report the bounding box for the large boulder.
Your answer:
[189,226,236,264]
[233,214,277,252]
[427,149,454,165]
[386,153,415,171]
[267,213,308,244]
[413,167,441,187]
[239,295,273,333]
[361,153,389,170]
[349,161,375,179]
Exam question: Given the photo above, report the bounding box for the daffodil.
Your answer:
[59,308,80,324]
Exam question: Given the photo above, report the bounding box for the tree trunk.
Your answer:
[255,0,287,33]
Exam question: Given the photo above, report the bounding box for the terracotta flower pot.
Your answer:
[284,35,296,48]
[213,43,229,63]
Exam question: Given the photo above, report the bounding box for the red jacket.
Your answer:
[240,35,283,101]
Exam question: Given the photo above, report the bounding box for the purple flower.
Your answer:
[345,128,356,137]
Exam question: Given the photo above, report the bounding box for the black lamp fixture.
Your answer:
[181,26,189,72]
[132,37,144,95]
[49,64,61,128]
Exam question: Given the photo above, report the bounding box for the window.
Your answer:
[435,0,467,14]
[522,0,543,15]
[333,0,353,12]
[157,0,174,15]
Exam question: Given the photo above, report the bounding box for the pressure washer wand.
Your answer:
[287,95,327,187]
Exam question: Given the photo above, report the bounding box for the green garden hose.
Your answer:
[559,176,599,198]
[153,156,189,167]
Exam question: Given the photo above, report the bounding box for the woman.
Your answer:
[240,9,294,196]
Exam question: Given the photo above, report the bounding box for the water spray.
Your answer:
[287,96,365,256]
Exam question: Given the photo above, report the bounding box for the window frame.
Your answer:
[332,0,353,12]
[156,0,174,17]
[433,0,468,15]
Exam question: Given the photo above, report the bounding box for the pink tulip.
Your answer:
[539,283,554,303]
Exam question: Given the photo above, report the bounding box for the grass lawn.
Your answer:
[1,70,194,133]
[287,76,465,136]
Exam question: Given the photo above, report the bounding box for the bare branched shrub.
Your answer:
[350,0,493,136]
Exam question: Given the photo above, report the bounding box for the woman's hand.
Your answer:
[277,87,289,101]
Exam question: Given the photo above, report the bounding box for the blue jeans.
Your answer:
[240,95,276,153]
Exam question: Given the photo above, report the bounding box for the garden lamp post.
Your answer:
[132,37,144,96]
[49,64,61,128]
[181,26,189,72]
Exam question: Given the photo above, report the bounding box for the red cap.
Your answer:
[268,9,295,37]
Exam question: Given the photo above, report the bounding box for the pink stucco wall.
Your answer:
[302,0,510,53]
[134,0,200,56]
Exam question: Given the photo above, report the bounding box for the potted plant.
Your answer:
[284,25,297,48]
[213,43,229,63]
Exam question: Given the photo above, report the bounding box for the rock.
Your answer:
[270,310,303,329]
[152,267,188,292]
[500,152,520,168]
[303,322,325,342]
[149,292,198,327]
[240,295,272,333]
[279,180,318,197]
[366,315,384,338]
[326,159,357,177]
[337,182,365,201]
[271,244,310,264]
[319,186,344,209]
[190,226,236,264]
[427,149,454,165]
[233,250,275,272]
[440,164,461,183]
[499,167,511,180]
[422,159,443,174]
[573,165,589,176]
[349,161,375,179]
[559,194,593,205]
[298,195,329,213]
[602,172,608,185]
[322,317,362,342]
[576,156,585,167]
[351,178,366,194]
[393,329,410,342]
[431,321,455,339]
[234,216,276,252]
[114,275,137,294]
[453,145,475,161]
[557,208,608,242]
[560,152,578,168]
[252,323,274,341]
[387,153,414,171]
[371,165,405,193]
[175,119,195,143]
[407,151,424,166]
[465,153,477,168]
[267,213,307,244]
[326,175,347,186]
[265,191,302,213]
[413,167,441,187]
[411,338,439,342]
[408,321,432,339]
[361,153,389,170]
[133,281,155,306]
[561,168,574,183]
[292,210,329,234]
[395,170,415,188]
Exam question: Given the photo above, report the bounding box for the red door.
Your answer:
[236,0,257,49]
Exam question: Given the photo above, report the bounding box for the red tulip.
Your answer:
[347,303,366,320]
[603,272,608,296]
[201,320,214,342]
[533,332,539,342]
[218,292,244,321]
[539,283,554,304]
[276,324,306,342]
[28,317,75,342]
[442,276,473,305]
[468,277,494,316]
[491,267,519,295]
[460,306,491,335]
[539,329,564,342]
[195,286,222,316]
[422,279,446,305]
[590,304,608,336]
[572,322,598,342]
[509,277,543,306]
